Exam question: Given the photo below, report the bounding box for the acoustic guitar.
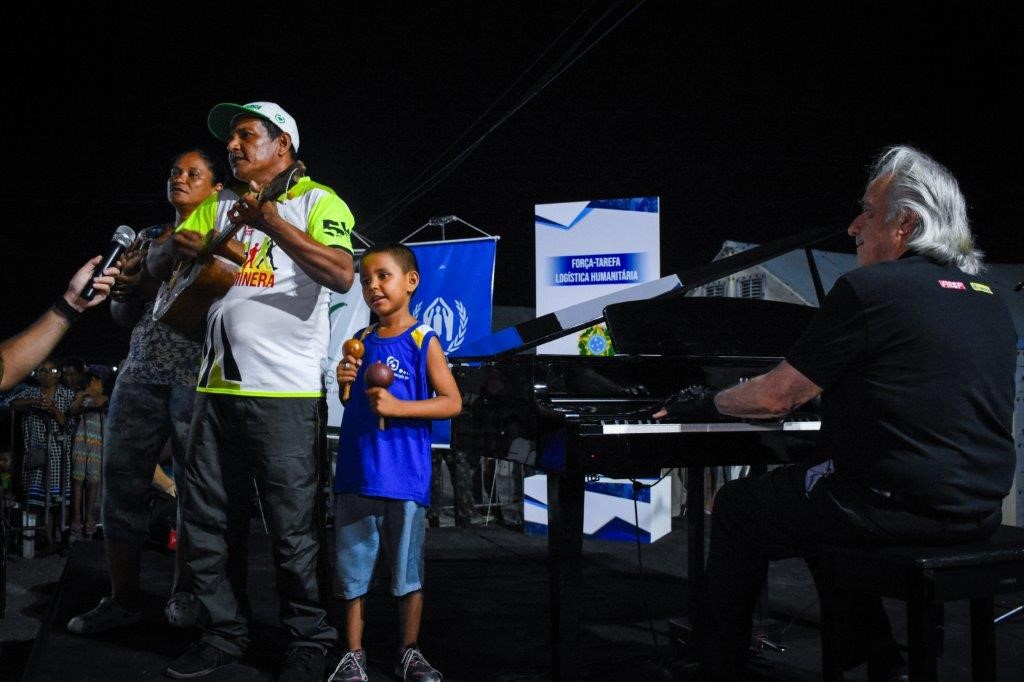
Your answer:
[152,162,305,335]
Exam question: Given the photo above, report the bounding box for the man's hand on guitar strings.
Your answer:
[229,162,305,228]
[228,187,278,230]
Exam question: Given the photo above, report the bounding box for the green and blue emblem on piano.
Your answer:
[578,324,615,356]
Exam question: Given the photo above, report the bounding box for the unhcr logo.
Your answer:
[413,297,469,354]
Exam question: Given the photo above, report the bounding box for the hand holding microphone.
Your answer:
[81,225,136,301]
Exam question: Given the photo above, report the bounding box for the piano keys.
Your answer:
[590,417,822,435]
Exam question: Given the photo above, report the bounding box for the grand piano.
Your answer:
[448,225,847,680]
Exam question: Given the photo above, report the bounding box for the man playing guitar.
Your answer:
[149,101,355,681]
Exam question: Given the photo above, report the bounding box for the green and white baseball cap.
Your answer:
[207,101,300,152]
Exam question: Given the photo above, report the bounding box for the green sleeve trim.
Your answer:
[196,387,325,398]
[176,192,221,236]
[287,176,337,199]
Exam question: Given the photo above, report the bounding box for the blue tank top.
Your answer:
[334,323,437,506]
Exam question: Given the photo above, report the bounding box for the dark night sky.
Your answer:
[1,2,1021,364]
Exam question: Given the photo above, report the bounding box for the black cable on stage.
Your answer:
[627,467,675,657]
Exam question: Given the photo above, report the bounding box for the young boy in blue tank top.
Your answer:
[330,244,462,682]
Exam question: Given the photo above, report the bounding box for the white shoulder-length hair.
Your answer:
[869,145,982,274]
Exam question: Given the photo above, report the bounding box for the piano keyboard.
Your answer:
[598,418,821,435]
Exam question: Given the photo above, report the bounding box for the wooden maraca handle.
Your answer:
[341,338,365,401]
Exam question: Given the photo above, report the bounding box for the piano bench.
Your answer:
[816,524,1024,682]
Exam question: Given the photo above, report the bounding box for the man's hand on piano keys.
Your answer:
[652,384,720,422]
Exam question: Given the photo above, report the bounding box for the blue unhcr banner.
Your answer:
[408,237,497,445]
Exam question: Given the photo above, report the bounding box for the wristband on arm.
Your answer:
[52,297,82,324]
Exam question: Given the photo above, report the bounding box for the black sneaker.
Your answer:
[328,649,368,682]
[279,645,327,682]
[165,641,238,679]
[165,592,202,628]
[66,597,142,635]
[395,646,442,682]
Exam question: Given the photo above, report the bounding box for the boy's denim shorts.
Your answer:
[334,493,426,599]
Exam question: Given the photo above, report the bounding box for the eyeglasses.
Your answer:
[32,367,60,376]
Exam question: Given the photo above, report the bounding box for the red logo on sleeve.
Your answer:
[938,280,966,290]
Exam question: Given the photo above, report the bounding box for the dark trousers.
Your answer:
[701,463,1000,678]
[179,393,337,657]
[102,382,195,546]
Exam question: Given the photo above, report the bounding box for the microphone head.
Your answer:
[112,225,136,249]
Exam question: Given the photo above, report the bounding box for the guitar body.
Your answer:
[152,239,245,336]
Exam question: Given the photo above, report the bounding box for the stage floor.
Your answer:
[19,518,1024,681]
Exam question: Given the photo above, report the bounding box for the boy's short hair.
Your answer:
[360,243,419,274]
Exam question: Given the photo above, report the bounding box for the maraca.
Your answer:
[341,338,365,401]
[365,361,394,430]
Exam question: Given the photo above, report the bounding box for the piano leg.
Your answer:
[686,465,706,619]
[547,472,584,681]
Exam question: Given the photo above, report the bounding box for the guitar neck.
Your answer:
[199,160,305,258]
[201,221,245,260]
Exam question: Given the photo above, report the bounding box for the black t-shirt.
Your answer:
[787,254,1016,517]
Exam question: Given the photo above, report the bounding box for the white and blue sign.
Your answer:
[523,474,673,544]
[536,197,660,355]
[326,282,372,428]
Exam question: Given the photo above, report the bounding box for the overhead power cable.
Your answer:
[360,0,647,239]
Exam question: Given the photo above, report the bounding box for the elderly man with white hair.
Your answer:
[662,146,1017,681]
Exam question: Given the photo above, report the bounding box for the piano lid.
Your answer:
[450,224,848,359]
[604,296,817,357]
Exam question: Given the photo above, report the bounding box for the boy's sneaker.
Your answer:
[328,649,368,682]
[165,641,238,679]
[396,645,442,682]
[280,645,327,682]
[66,597,142,635]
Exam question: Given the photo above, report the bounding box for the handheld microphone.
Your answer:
[82,225,136,300]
